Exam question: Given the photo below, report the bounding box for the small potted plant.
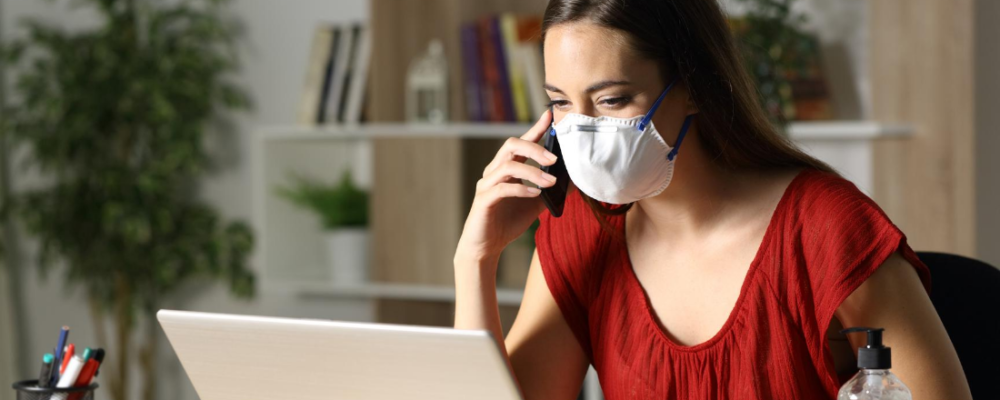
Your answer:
[277,171,370,284]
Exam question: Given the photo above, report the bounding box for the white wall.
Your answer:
[1,1,370,399]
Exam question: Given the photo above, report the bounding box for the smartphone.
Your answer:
[539,116,570,217]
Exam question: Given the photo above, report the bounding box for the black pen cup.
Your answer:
[12,380,98,400]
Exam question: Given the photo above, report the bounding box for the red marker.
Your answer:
[72,359,98,386]
[67,362,97,400]
[59,344,75,374]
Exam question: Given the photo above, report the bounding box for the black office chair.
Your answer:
[917,252,1000,399]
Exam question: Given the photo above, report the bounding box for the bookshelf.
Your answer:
[257,121,912,141]
[252,118,912,286]
[361,0,550,337]
[258,122,533,141]
[252,120,910,287]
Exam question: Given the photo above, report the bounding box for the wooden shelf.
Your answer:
[259,122,533,141]
[258,121,913,142]
[297,282,524,306]
[786,121,912,140]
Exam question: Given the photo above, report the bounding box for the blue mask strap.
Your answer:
[548,107,557,136]
[637,77,679,132]
[667,114,694,161]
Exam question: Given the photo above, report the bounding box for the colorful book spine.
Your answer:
[478,17,503,122]
[519,43,548,115]
[460,23,485,122]
[489,16,515,121]
[500,13,530,122]
[515,16,544,116]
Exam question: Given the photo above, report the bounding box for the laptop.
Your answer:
[158,309,521,400]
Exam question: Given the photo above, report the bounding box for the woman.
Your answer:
[453,0,972,399]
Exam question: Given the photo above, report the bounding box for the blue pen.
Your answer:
[52,326,69,385]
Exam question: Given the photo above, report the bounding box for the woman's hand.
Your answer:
[455,110,558,265]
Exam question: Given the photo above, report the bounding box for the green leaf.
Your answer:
[275,171,370,230]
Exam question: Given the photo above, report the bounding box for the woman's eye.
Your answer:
[546,99,569,109]
[545,97,631,110]
[600,96,632,108]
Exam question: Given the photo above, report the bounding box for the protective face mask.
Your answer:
[552,78,694,204]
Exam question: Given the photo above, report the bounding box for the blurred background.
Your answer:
[0,0,996,399]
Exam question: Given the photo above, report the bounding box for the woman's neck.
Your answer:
[630,131,757,240]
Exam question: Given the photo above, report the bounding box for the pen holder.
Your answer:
[12,380,97,400]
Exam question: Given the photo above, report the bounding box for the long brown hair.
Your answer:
[541,0,833,222]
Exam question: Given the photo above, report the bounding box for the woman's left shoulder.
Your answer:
[773,168,931,294]
[781,168,888,228]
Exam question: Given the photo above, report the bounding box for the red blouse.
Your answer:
[534,169,931,400]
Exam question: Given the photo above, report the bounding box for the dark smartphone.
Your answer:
[539,116,570,217]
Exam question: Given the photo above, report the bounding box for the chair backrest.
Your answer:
[916,252,1000,400]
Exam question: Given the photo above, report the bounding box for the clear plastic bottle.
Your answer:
[837,327,912,400]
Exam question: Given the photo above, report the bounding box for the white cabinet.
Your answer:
[788,122,911,195]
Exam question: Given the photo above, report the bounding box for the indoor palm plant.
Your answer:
[277,171,370,284]
[0,1,255,399]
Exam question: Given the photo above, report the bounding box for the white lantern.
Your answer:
[406,39,448,123]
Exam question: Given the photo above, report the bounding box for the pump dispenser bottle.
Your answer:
[837,327,912,400]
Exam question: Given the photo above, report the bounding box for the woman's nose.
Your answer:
[564,103,596,118]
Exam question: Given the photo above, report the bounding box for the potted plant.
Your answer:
[277,171,370,284]
[730,0,821,126]
[0,1,254,400]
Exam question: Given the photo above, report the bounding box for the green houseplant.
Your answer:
[0,1,254,399]
[730,0,821,126]
[277,171,370,284]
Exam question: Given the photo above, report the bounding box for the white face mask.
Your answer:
[552,79,694,204]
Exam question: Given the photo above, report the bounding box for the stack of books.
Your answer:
[460,14,546,123]
[298,23,372,125]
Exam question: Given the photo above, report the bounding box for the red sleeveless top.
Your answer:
[534,169,931,400]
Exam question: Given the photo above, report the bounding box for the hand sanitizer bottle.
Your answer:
[838,327,912,400]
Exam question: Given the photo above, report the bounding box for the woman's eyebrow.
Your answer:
[544,80,632,94]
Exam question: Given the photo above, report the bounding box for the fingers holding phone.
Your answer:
[456,110,558,265]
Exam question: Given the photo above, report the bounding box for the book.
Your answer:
[500,13,529,122]
[519,43,547,114]
[335,24,363,123]
[515,16,545,115]
[343,24,372,124]
[317,26,342,124]
[478,17,504,122]
[297,25,337,125]
[460,23,485,121]
[323,23,356,124]
[489,17,515,121]
[457,15,544,122]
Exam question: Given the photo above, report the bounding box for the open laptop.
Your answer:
[158,309,521,400]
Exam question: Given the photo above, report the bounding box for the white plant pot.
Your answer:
[324,228,369,284]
